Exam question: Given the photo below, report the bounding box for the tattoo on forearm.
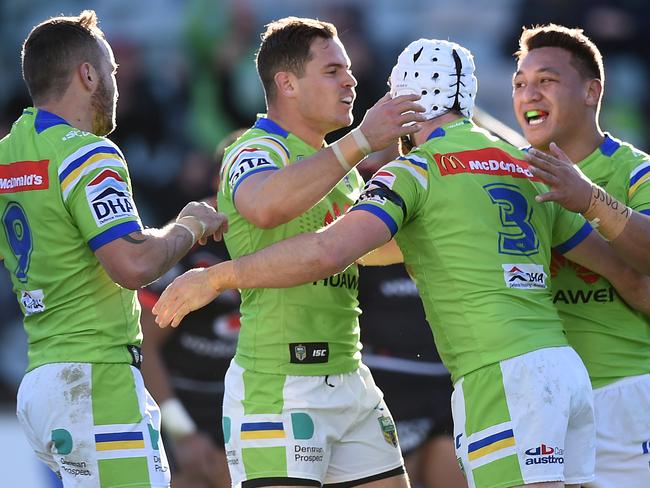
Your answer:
[158,232,193,274]
[121,232,148,244]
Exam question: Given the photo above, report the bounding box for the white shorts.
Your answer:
[16,363,170,487]
[452,346,595,488]
[223,360,404,486]
[584,373,650,488]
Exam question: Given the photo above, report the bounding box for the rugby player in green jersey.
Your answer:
[157,16,424,488]
[513,24,650,488]
[154,38,650,488]
[1,11,228,487]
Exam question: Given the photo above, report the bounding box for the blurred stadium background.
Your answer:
[1,0,648,486]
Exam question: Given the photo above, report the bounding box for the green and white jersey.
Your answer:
[350,118,591,382]
[218,116,364,375]
[551,134,650,388]
[0,108,143,371]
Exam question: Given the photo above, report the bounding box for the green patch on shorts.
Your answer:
[462,362,524,487]
[52,428,73,455]
[223,416,232,443]
[291,413,314,440]
[92,364,141,425]
[98,456,150,487]
[242,446,287,478]
[242,370,285,415]
[462,362,511,434]
[472,454,523,488]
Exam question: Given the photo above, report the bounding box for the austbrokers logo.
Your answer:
[524,444,564,465]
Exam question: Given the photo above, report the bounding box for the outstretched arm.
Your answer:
[153,210,391,327]
[527,143,650,274]
[96,202,228,289]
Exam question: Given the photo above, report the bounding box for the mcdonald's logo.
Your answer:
[439,155,465,170]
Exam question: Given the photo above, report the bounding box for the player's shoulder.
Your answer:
[224,126,291,162]
[43,126,124,174]
[603,134,649,168]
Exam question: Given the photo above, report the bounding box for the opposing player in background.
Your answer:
[0,11,227,487]
[139,132,246,488]
[154,38,650,488]
[512,24,650,488]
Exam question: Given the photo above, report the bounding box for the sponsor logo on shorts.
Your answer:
[85,169,137,226]
[20,289,45,315]
[240,421,285,440]
[502,264,547,289]
[378,415,398,448]
[294,445,325,463]
[226,449,239,465]
[289,343,329,364]
[60,458,91,477]
[524,444,564,465]
[153,455,169,473]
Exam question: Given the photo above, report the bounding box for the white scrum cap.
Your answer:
[390,39,477,119]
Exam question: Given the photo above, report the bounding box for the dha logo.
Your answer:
[502,264,547,289]
[524,444,564,465]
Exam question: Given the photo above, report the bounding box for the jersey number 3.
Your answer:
[2,202,33,283]
[484,183,539,256]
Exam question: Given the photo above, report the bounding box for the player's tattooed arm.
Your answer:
[95,203,227,290]
[121,233,147,244]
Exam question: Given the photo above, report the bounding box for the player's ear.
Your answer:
[585,78,602,108]
[274,71,297,99]
[78,62,97,92]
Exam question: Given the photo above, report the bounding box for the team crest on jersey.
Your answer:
[378,415,398,447]
[85,169,137,226]
[20,289,45,315]
[502,264,547,289]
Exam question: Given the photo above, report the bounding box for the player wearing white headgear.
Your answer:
[153,38,650,488]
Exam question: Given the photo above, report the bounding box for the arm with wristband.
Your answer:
[95,201,228,289]
[526,143,650,274]
[233,93,425,229]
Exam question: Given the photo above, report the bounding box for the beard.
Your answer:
[91,76,116,136]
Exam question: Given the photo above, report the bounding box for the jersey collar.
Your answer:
[34,108,70,134]
[426,117,471,141]
[253,116,289,138]
[599,133,620,157]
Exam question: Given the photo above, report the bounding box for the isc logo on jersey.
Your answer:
[502,264,547,289]
[85,169,137,226]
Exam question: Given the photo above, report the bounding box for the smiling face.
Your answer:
[293,36,357,135]
[513,46,596,151]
